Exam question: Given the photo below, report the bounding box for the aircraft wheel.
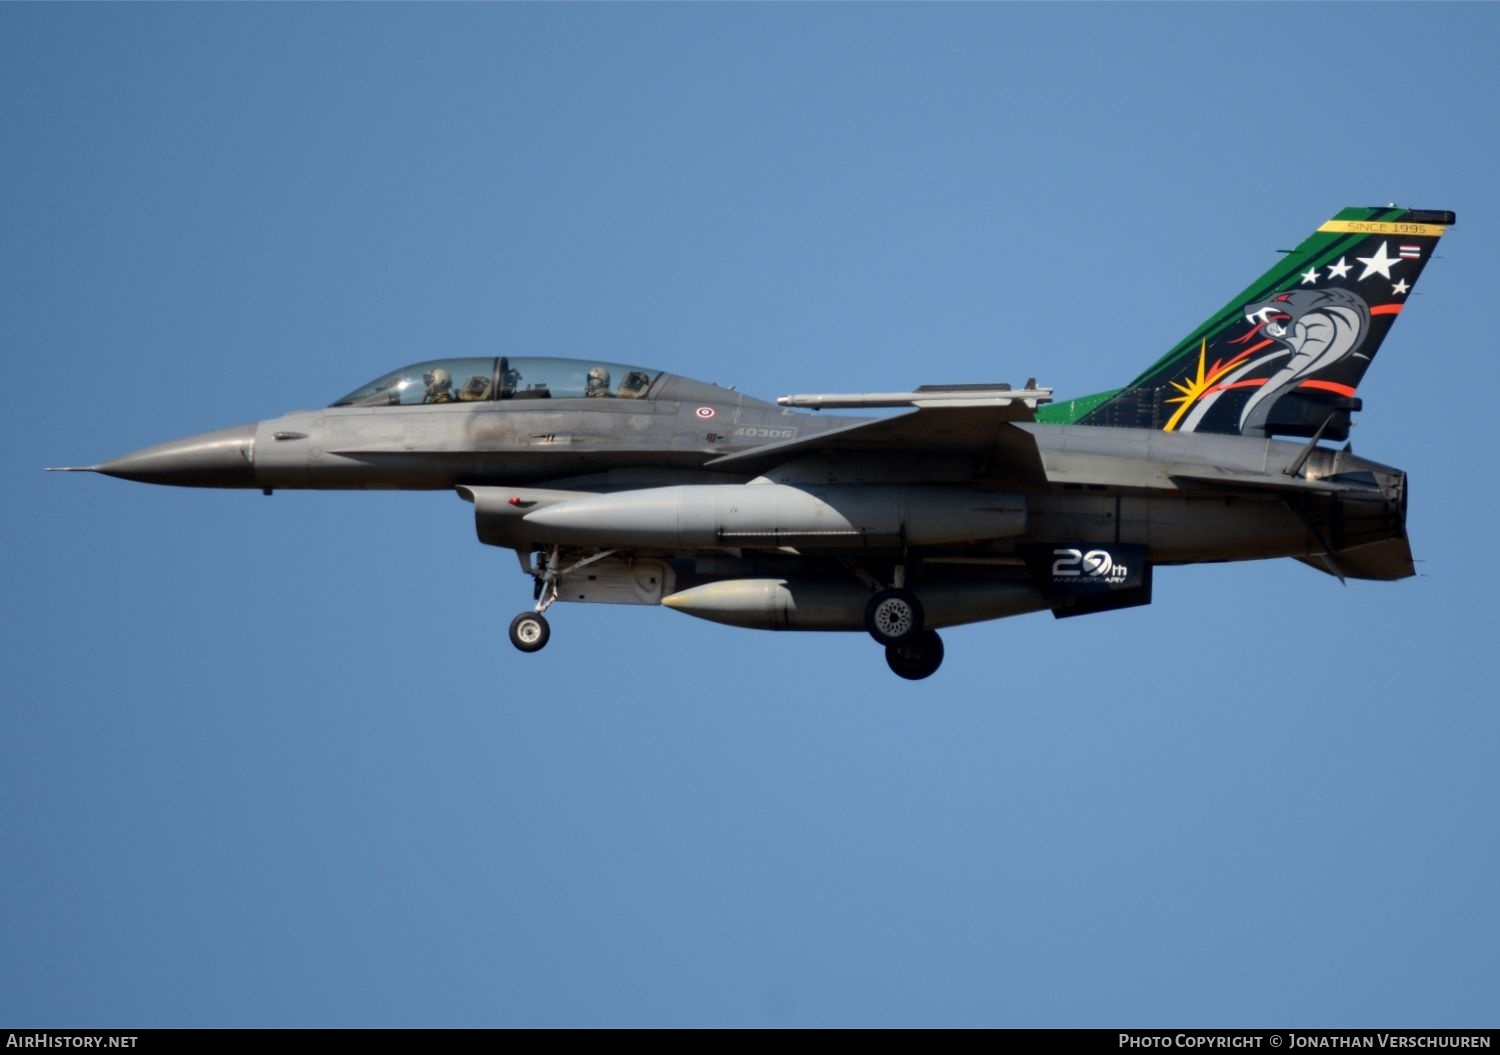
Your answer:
[885,630,944,681]
[508,612,551,653]
[864,588,924,645]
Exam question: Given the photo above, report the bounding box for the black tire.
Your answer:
[864,588,924,646]
[885,630,944,681]
[508,611,551,653]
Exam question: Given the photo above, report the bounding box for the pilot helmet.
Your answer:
[424,367,452,391]
[586,367,610,391]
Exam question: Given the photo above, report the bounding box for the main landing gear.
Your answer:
[860,565,943,680]
[864,588,923,646]
[884,629,944,681]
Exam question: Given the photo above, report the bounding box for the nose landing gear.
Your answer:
[508,611,551,653]
[507,546,621,654]
[508,546,561,654]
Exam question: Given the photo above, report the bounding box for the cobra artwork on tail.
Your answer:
[1039,206,1455,442]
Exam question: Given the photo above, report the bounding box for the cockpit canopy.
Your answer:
[330,356,660,407]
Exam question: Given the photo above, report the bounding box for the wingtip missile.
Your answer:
[777,385,1052,410]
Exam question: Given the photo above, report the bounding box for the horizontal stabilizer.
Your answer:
[1295,535,1415,581]
[1168,468,1368,495]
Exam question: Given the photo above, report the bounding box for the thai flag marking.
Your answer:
[1399,245,1421,259]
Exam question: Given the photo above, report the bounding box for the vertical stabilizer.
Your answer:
[1040,207,1455,440]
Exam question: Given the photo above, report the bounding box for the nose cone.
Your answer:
[95,422,258,487]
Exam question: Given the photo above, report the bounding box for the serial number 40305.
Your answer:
[734,426,797,439]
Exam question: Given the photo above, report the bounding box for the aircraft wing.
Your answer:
[705,403,1048,481]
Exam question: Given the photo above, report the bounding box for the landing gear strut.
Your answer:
[509,546,560,654]
[885,629,944,681]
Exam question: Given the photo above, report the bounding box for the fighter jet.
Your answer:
[53,206,1454,679]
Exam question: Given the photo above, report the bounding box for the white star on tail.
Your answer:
[1326,257,1353,280]
[1300,267,1319,285]
[1357,241,1401,281]
[1391,278,1410,295]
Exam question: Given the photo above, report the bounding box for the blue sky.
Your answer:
[3,3,1497,1027]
